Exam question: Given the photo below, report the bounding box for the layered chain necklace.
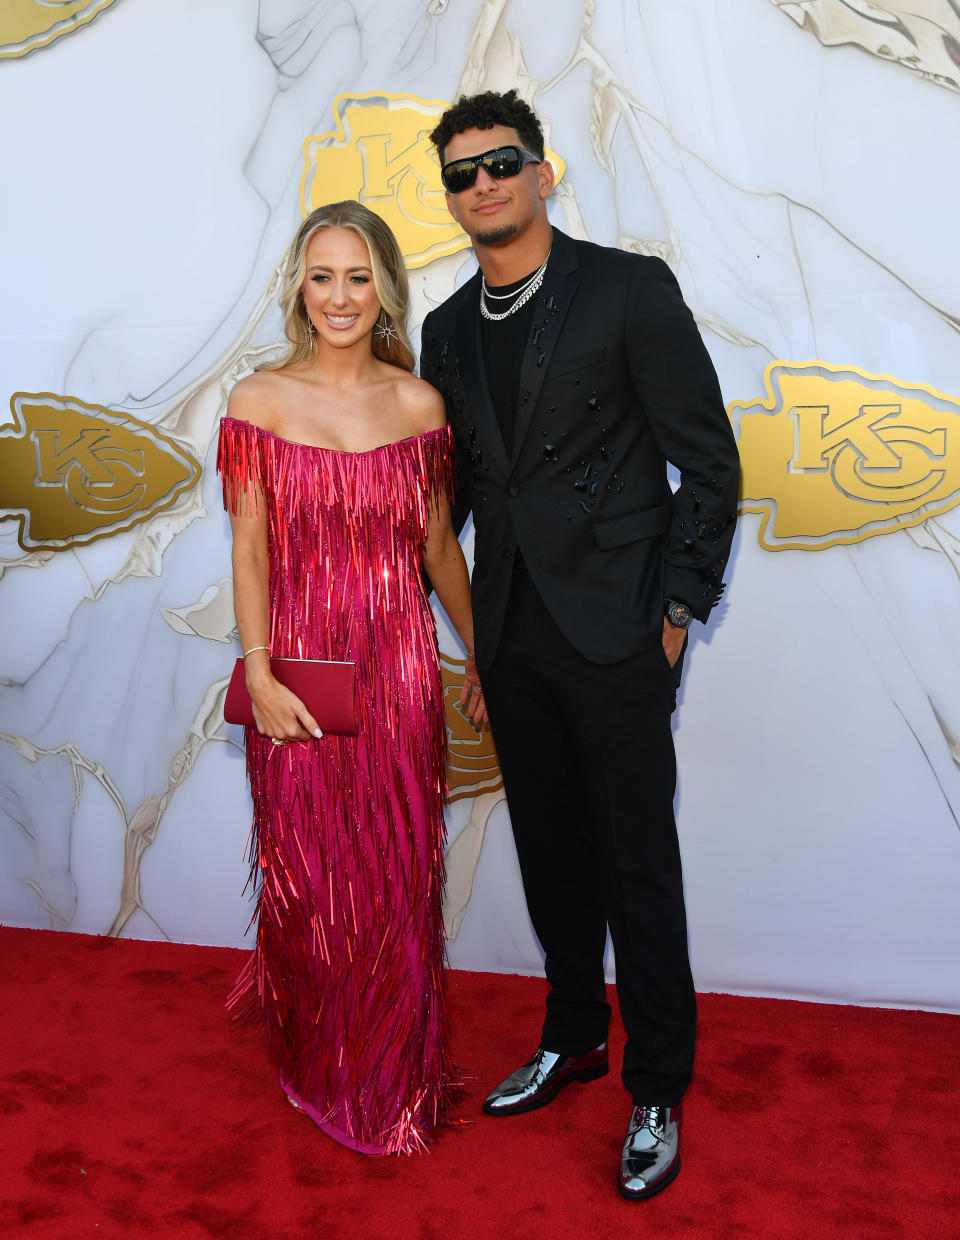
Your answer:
[480,251,551,321]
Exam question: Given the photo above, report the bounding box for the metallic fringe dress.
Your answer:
[217,417,458,1156]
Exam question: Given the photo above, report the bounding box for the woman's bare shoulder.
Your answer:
[225,371,286,430]
[390,369,447,434]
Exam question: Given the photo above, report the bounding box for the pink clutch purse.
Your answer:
[223,657,358,735]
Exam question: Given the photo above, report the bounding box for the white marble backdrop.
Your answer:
[2,0,959,1011]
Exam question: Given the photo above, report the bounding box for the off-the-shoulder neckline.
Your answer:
[221,417,448,456]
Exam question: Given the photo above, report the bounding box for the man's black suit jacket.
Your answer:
[420,227,740,669]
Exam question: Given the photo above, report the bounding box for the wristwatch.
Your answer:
[664,599,693,629]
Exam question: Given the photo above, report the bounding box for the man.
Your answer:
[420,90,739,1200]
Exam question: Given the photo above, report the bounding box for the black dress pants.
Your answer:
[480,568,696,1105]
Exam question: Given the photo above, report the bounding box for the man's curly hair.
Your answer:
[430,89,545,165]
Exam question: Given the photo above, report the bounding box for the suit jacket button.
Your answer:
[508,485,520,497]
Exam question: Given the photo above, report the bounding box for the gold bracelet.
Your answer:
[242,644,270,659]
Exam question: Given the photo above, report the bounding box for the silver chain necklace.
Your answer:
[480,251,551,321]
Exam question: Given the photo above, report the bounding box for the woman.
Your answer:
[217,201,485,1155]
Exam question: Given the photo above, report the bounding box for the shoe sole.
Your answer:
[482,1060,609,1117]
[616,1155,681,1202]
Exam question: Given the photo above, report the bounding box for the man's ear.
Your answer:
[538,159,556,199]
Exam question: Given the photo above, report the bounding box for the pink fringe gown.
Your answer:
[217,417,458,1155]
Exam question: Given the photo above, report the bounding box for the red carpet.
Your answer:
[1,927,958,1239]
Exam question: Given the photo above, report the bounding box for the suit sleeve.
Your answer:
[624,257,740,623]
[420,308,473,540]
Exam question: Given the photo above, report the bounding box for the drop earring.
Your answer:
[374,316,398,345]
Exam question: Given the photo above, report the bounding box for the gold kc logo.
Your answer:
[301,92,566,268]
[0,0,121,61]
[0,393,201,551]
[734,361,960,550]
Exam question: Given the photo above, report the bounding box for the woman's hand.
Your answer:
[457,654,488,725]
[247,665,323,742]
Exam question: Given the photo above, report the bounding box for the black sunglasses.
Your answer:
[440,145,542,194]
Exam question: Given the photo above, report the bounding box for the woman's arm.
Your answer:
[422,493,487,725]
[228,509,319,741]
[226,383,322,742]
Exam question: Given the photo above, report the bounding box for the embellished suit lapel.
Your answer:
[455,282,512,476]
[511,233,579,466]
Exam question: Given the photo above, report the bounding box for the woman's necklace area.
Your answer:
[480,251,551,322]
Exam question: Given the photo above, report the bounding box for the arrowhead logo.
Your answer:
[733,361,960,550]
[301,92,566,269]
[0,392,201,551]
[0,0,121,61]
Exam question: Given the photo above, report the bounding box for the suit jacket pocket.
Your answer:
[547,346,606,379]
[593,504,670,550]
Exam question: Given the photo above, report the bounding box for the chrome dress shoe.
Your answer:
[482,1044,608,1116]
[618,1103,682,1200]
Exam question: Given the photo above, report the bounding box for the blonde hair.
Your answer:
[261,201,414,372]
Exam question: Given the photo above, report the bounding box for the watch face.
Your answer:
[667,602,692,628]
